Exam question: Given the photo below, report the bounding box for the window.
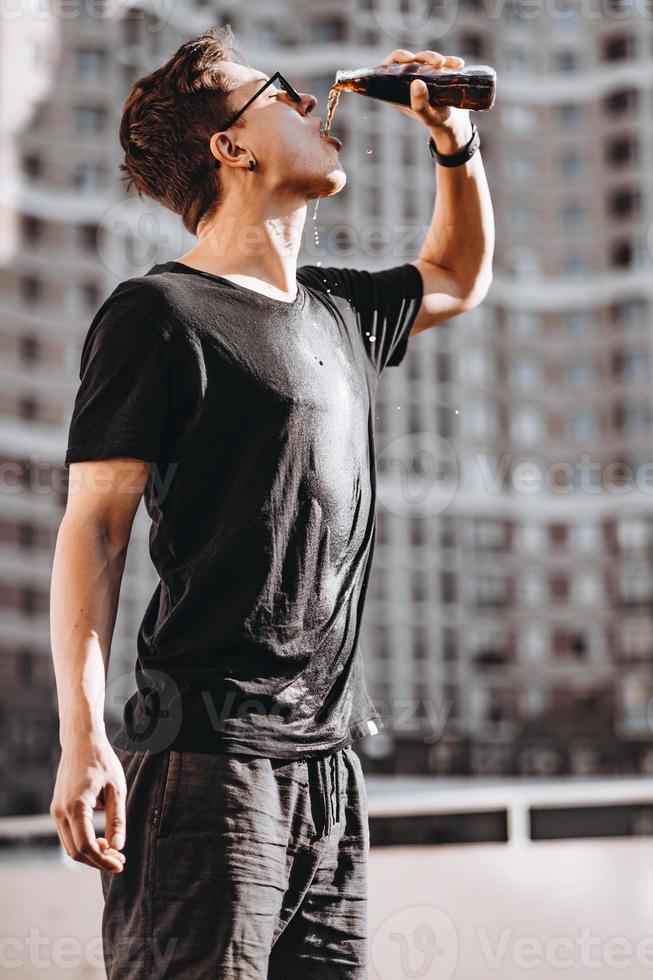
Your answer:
[602,88,638,114]
[615,349,648,382]
[606,136,638,166]
[611,298,646,328]
[505,48,530,74]
[502,105,536,133]
[511,406,544,445]
[562,309,593,334]
[75,47,107,79]
[602,35,634,61]
[73,162,105,191]
[22,154,42,179]
[18,335,40,363]
[515,524,546,552]
[466,346,497,384]
[559,151,583,178]
[21,276,42,304]
[73,282,102,308]
[553,629,588,658]
[257,21,282,45]
[565,356,596,386]
[519,570,546,604]
[620,618,653,661]
[616,400,652,434]
[563,255,590,276]
[608,189,640,218]
[76,224,100,249]
[508,202,536,229]
[74,105,107,136]
[555,103,582,126]
[476,574,507,607]
[559,201,588,230]
[510,248,541,278]
[441,572,456,604]
[521,625,548,662]
[555,49,579,72]
[123,10,142,45]
[504,150,536,180]
[472,520,506,550]
[618,516,653,550]
[507,310,540,337]
[569,523,601,551]
[568,407,596,440]
[550,573,569,601]
[310,15,346,42]
[18,396,39,421]
[459,33,484,59]
[511,356,543,390]
[21,215,42,244]
[618,565,653,604]
[468,400,499,440]
[611,240,633,268]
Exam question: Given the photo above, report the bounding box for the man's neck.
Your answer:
[175,194,310,302]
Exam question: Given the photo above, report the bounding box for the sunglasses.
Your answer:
[213,72,302,170]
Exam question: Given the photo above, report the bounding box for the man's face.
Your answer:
[213,62,346,201]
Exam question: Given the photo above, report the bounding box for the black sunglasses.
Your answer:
[213,72,302,169]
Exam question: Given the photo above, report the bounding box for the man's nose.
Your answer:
[295,93,317,115]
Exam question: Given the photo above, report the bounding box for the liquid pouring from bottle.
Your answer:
[320,62,496,138]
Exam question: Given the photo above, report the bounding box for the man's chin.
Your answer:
[309,168,347,200]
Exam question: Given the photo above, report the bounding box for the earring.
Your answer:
[248,158,257,172]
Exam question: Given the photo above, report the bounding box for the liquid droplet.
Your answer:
[366,149,373,155]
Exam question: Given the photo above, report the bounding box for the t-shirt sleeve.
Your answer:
[298,262,423,374]
[64,303,174,467]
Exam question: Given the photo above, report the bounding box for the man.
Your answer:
[50,24,493,980]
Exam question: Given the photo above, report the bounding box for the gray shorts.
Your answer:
[100,744,369,978]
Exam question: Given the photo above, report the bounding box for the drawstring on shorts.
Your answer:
[311,751,343,839]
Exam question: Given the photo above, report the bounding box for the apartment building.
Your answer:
[1,0,651,811]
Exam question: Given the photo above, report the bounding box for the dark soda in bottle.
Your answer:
[321,62,496,136]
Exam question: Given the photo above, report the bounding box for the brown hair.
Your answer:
[118,25,248,235]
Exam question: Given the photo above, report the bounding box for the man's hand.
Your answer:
[379,49,474,154]
[50,736,127,873]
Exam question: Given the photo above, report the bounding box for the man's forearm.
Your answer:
[419,115,495,302]
[50,516,126,746]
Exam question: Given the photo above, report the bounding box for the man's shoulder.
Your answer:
[103,263,199,333]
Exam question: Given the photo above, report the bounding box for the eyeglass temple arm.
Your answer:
[213,73,301,168]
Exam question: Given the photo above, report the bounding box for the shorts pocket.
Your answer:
[154,750,182,839]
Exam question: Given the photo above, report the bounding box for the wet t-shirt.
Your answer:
[64,259,423,757]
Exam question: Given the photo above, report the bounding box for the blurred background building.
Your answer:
[1,0,652,816]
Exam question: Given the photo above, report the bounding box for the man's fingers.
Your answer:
[68,798,124,872]
[103,780,127,852]
[380,50,466,71]
[380,48,416,65]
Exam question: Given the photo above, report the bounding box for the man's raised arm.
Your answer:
[377,48,495,334]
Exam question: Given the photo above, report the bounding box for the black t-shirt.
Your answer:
[64,259,423,757]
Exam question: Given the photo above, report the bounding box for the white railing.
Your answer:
[1,775,652,859]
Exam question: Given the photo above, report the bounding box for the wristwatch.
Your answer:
[428,121,480,167]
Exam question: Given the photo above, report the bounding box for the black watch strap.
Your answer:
[428,122,480,167]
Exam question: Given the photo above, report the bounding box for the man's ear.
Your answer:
[210,131,249,169]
